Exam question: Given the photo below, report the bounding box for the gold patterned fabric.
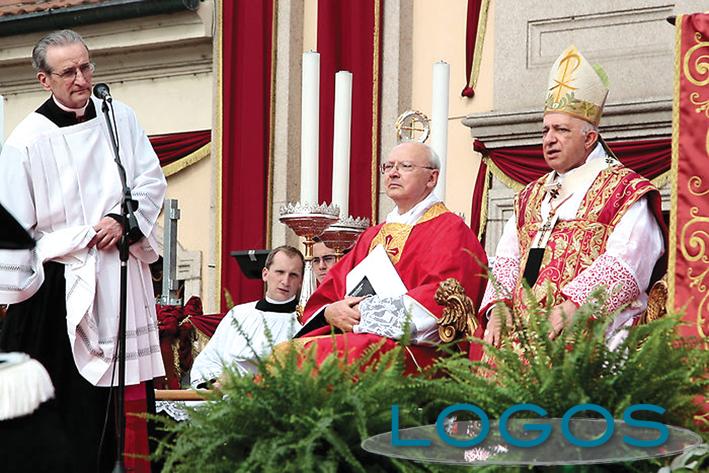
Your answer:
[544,45,609,126]
[368,202,448,264]
[513,166,658,313]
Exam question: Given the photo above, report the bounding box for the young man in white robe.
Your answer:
[190,246,304,388]
[481,45,665,349]
[0,30,165,472]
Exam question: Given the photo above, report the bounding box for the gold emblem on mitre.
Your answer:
[544,45,609,126]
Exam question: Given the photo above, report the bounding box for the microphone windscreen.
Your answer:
[93,83,111,100]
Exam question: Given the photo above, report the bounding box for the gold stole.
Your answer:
[368,202,448,264]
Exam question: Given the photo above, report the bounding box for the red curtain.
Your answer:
[317,0,382,222]
[474,137,671,186]
[219,1,274,309]
[469,159,489,240]
[462,0,484,97]
[669,13,709,347]
[150,129,210,167]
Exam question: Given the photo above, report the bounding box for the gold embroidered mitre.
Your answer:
[544,45,609,126]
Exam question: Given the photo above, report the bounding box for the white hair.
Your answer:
[580,121,600,147]
[390,142,441,169]
[580,121,598,136]
[422,143,441,170]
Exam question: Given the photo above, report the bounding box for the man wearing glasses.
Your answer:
[295,142,487,373]
[0,30,165,472]
[312,239,338,284]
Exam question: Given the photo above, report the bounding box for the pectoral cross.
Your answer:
[543,181,562,200]
[384,234,400,259]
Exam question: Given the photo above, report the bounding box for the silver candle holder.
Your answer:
[319,216,370,261]
[279,202,340,314]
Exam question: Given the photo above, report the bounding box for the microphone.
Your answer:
[93,83,112,102]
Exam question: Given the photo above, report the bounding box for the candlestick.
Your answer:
[279,202,339,311]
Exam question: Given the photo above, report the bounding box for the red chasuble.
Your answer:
[299,203,487,373]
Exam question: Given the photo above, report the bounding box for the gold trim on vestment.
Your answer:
[514,167,655,311]
[368,202,449,265]
[271,336,319,360]
[651,170,671,189]
[162,143,211,177]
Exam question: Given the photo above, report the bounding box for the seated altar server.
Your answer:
[190,246,304,388]
[295,142,488,373]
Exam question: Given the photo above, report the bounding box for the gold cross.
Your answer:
[400,123,426,140]
[549,50,581,102]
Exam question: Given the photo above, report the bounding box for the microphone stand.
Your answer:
[99,97,139,473]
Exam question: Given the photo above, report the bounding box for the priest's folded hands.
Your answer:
[87,216,123,250]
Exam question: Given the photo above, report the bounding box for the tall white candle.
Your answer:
[331,71,353,217]
[300,51,320,205]
[431,61,450,200]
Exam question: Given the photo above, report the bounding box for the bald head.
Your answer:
[381,142,440,213]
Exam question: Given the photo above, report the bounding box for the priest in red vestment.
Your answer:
[296,142,487,373]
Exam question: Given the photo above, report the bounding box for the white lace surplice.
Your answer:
[190,301,302,388]
[0,97,166,386]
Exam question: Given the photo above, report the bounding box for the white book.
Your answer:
[345,244,407,297]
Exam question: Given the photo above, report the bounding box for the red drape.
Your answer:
[462,0,484,97]
[189,312,226,338]
[469,159,489,241]
[474,137,671,186]
[669,13,709,346]
[219,1,274,309]
[124,384,149,473]
[150,129,210,167]
[317,0,382,222]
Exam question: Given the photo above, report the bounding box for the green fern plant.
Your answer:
[415,287,708,472]
[426,288,707,426]
[154,287,707,473]
[154,334,459,473]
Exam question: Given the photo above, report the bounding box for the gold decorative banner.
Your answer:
[668,13,709,348]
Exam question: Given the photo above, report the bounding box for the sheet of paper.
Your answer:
[345,244,407,297]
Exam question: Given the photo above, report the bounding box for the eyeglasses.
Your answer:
[312,255,337,266]
[49,62,95,82]
[380,161,436,174]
